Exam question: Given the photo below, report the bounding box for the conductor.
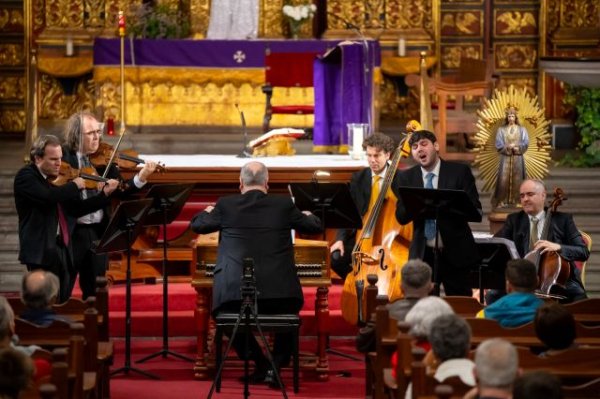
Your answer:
[190,161,322,385]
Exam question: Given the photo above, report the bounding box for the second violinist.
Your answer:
[62,111,158,299]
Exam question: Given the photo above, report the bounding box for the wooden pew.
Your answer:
[564,298,600,325]
[562,377,600,398]
[442,296,483,318]
[516,346,600,378]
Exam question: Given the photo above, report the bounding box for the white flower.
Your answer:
[282,3,317,22]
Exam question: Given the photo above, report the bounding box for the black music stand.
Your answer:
[472,237,519,303]
[289,182,363,361]
[95,199,158,379]
[288,182,362,237]
[136,184,194,365]
[397,187,482,295]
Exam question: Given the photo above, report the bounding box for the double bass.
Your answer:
[524,187,570,297]
[341,123,418,325]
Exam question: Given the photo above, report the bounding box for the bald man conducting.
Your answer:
[190,161,322,386]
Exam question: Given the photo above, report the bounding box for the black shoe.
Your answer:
[238,367,268,384]
[264,369,284,389]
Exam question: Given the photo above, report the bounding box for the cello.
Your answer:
[340,123,418,325]
[524,187,570,297]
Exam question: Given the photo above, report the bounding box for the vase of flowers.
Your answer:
[282,3,317,39]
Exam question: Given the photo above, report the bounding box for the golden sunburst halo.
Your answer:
[473,85,552,193]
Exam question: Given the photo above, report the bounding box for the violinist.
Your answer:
[330,133,398,280]
[61,111,158,299]
[14,135,119,303]
[395,130,482,296]
[494,179,588,303]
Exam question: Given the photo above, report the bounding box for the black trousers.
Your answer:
[71,223,107,299]
[215,298,303,369]
[423,246,472,296]
[26,238,73,303]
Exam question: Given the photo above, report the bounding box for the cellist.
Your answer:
[395,130,482,296]
[494,179,588,303]
[330,133,399,280]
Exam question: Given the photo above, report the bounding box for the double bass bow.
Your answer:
[340,122,419,325]
[524,187,570,297]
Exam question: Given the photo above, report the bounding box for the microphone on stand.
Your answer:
[235,103,251,158]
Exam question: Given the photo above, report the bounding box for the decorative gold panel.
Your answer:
[560,0,599,28]
[0,76,26,101]
[0,8,24,32]
[441,11,482,37]
[32,0,46,35]
[495,10,538,37]
[85,0,105,28]
[189,0,210,38]
[39,74,94,119]
[495,76,537,98]
[0,110,26,132]
[0,44,25,66]
[440,44,483,69]
[46,0,84,29]
[495,43,538,71]
[442,0,483,3]
[260,0,286,38]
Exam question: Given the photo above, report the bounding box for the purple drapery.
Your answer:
[313,41,379,150]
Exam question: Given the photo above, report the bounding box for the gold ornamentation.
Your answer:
[32,0,45,34]
[39,74,94,119]
[0,8,24,31]
[496,76,537,98]
[46,0,83,28]
[441,45,481,69]
[0,44,25,66]
[0,109,26,132]
[441,12,480,35]
[189,0,210,38]
[495,44,537,70]
[496,11,537,34]
[473,85,551,193]
[561,0,599,28]
[0,76,25,101]
[85,0,104,28]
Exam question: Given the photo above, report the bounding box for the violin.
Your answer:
[49,162,112,190]
[89,142,165,172]
[524,187,570,298]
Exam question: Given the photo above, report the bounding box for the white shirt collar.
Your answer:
[530,210,545,221]
[421,158,441,177]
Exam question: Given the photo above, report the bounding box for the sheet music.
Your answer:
[474,236,520,260]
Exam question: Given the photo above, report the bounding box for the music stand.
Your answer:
[136,184,194,365]
[288,182,362,237]
[472,237,519,303]
[289,182,362,361]
[95,198,158,379]
[397,186,482,295]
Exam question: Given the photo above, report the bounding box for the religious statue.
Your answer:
[492,106,529,208]
[206,0,259,39]
[473,85,552,211]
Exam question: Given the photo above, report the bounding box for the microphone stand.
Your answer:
[235,104,252,158]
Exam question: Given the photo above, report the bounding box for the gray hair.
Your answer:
[401,260,432,290]
[64,111,97,152]
[29,135,62,163]
[405,296,454,338]
[21,271,60,310]
[521,179,546,193]
[240,161,268,186]
[475,338,518,389]
[0,297,14,341]
[429,314,471,361]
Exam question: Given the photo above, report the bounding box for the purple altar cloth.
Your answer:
[94,38,351,68]
[313,41,379,149]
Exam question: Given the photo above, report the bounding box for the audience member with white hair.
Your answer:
[19,270,72,327]
[465,338,519,399]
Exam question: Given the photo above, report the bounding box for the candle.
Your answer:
[398,37,406,57]
[352,125,363,156]
[65,37,73,57]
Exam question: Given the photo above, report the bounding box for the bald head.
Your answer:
[21,270,60,309]
[475,338,519,391]
[240,161,268,193]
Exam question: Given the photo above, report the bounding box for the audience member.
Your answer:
[513,371,562,399]
[19,271,72,327]
[468,338,519,399]
[0,348,34,399]
[405,296,454,351]
[356,259,433,353]
[535,302,577,356]
[405,314,475,399]
[477,259,543,327]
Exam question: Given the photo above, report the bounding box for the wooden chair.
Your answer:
[442,296,483,318]
[577,230,592,287]
[262,51,318,132]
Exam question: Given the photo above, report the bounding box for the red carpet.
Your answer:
[110,338,365,399]
[107,281,358,337]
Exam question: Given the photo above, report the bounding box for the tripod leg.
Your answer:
[252,313,288,399]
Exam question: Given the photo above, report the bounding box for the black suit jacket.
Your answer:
[395,160,482,268]
[13,164,92,265]
[190,190,322,313]
[495,210,589,262]
[335,167,401,244]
